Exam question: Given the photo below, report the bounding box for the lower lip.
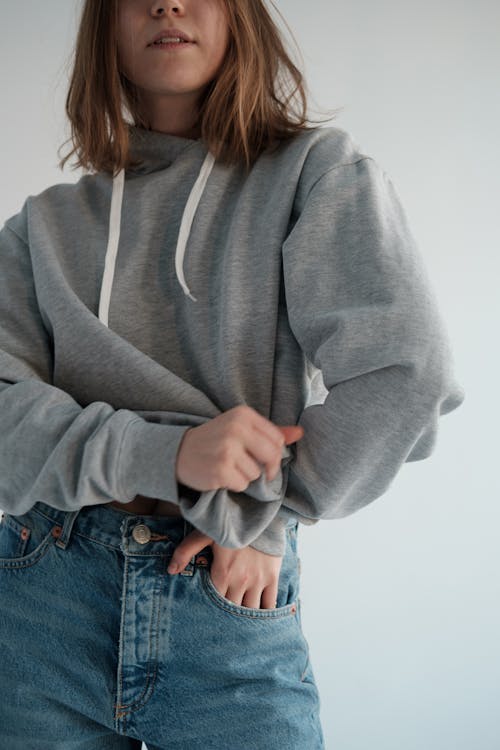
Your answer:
[149,42,195,51]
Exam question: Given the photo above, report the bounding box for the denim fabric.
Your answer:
[0,501,325,749]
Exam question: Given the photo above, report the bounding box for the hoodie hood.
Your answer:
[98,125,215,328]
[127,123,204,174]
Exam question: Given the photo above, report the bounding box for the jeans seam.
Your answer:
[31,508,179,554]
[0,534,54,570]
[114,567,162,717]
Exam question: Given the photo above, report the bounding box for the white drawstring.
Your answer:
[174,151,216,301]
[98,168,125,326]
[98,150,216,323]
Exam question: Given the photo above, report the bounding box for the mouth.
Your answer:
[148,39,196,52]
[148,29,195,46]
[149,39,195,47]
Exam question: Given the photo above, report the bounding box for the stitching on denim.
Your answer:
[2,514,27,534]
[32,507,180,554]
[64,530,173,555]
[300,652,311,682]
[60,532,120,552]
[115,600,158,713]
[114,554,128,723]
[201,569,296,620]
[31,510,123,553]
[114,571,162,714]
[0,532,54,570]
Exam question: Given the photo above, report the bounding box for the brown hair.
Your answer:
[58,0,341,176]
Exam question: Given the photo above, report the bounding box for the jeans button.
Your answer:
[132,524,152,544]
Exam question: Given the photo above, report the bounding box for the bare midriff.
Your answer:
[106,494,183,517]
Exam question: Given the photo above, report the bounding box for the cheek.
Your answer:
[209,28,230,71]
[203,4,230,62]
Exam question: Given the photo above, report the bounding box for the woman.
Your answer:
[0,1,465,748]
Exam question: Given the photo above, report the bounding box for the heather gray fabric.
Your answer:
[0,124,465,556]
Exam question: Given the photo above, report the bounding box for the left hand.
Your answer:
[167,528,283,609]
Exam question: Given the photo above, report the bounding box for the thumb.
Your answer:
[167,528,213,574]
[279,425,304,445]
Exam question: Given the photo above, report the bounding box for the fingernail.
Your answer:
[168,562,179,574]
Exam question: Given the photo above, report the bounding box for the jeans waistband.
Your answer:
[31,500,194,553]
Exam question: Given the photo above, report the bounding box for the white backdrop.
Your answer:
[1,2,498,749]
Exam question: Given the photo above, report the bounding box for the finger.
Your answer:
[210,562,247,602]
[239,582,265,609]
[223,579,279,610]
[259,580,279,610]
[248,409,286,448]
[237,452,282,484]
[223,581,248,607]
[167,530,212,574]
[209,564,231,599]
[265,427,304,481]
[280,425,304,444]
[235,451,267,483]
[243,431,285,482]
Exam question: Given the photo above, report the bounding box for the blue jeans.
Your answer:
[0,500,325,749]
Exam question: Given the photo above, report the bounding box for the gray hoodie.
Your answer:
[0,123,465,556]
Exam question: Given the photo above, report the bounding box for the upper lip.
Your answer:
[148,28,194,46]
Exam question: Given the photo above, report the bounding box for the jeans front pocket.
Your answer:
[197,523,301,621]
[200,567,299,620]
[0,509,57,570]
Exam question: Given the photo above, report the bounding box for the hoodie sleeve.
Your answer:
[0,216,193,516]
[230,157,465,554]
[245,156,465,555]
[176,156,462,556]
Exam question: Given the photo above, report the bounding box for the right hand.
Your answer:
[175,404,304,493]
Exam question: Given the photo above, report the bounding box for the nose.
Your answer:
[150,1,185,17]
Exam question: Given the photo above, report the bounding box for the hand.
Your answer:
[167,528,283,609]
[175,404,304,494]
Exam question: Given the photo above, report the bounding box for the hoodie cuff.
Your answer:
[117,418,191,503]
[248,512,288,557]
